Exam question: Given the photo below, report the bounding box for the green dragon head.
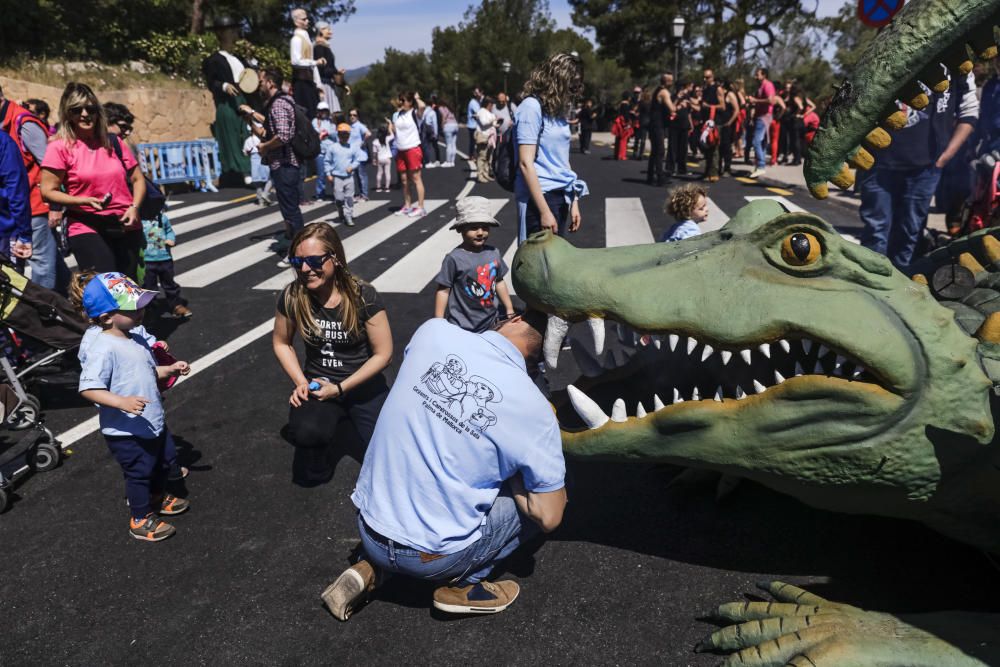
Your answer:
[513,200,1000,551]
[806,0,1000,198]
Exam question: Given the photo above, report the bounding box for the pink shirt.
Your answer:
[755,79,776,117]
[41,136,137,236]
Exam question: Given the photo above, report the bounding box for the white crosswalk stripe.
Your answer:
[704,197,730,232]
[605,198,655,247]
[174,200,386,288]
[167,199,231,221]
[172,202,262,234]
[502,240,518,296]
[371,199,508,294]
[252,200,450,291]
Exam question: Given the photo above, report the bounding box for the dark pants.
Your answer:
[292,77,319,119]
[143,259,184,309]
[859,166,942,269]
[467,128,477,157]
[68,226,144,280]
[271,165,304,234]
[524,188,569,237]
[106,432,168,520]
[668,124,689,174]
[720,124,735,174]
[647,129,666,185]
[287,375,389,483]
[632,126,648,159]
[422,133,440,164]
[579,128,592,152]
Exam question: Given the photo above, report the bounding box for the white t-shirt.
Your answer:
[372,139,392,164]
[392,109,421,151]
[218,50,245,84]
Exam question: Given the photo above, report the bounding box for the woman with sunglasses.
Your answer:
[40,83,145,279]
[515,53,589,242]
[272,224,393,483]
[388,91,427,218]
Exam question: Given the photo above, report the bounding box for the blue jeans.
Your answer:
[353,161,369,198]
[28,215,59,289]
[271,164,304,232]
[752,117,770,169]
[444,123,459,164]
[358,486,540,586]
[314,153,327,198]
[859,165,942,269]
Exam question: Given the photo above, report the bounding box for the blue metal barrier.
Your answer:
[136,140,221,192]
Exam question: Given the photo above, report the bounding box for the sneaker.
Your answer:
[432,580,520,615]
[426,161,440,168]
[344,218,355,227]
[172,304,193,319]
[129,513,176,542]
[407,207,427,218]
[276,258,292,269]
[394,206,412,216]
[749,168,767,179]
[157,494,190,515]
[321,559,378,621]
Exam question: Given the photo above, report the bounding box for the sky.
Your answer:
[333,0,852,71]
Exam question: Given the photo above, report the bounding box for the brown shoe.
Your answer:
[172,304,193,319]
[157,494,190,515]
[321,559,377,621]
[129,513,176,542]
[432,580,520,615]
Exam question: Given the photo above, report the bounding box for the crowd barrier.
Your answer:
[135,140,221,192]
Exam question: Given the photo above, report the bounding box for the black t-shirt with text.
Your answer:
[277,282,385,383]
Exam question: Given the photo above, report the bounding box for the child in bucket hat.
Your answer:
[433,196,515,333]
[78,272,192,542]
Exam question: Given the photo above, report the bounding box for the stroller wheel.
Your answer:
[0,487,8,513]
[28,439,60,473]
[7,394,41,431]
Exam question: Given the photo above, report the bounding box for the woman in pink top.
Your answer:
[40,83,145,279]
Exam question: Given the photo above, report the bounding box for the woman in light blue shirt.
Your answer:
[514,53,589,243]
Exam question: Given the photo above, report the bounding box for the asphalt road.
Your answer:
[1,143,997,666]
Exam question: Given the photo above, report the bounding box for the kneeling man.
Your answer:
[323,312,566,618]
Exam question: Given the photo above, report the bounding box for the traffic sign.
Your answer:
[858,0,904,28]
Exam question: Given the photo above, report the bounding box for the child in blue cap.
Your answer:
[78,272,192,542]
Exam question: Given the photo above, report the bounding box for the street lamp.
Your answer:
[453,72,459,106]
[672,17,685,80]
[502,61,511,95]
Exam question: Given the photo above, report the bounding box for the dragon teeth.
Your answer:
[813,360,824,374]
[701,344,714,362]
[735,385,747,400]
[721,350,732,365]
[668,334,679,351]
[653,337,662,350]
[758,343,771,358]
[853,367,864,378]
[692,386,700,401]
[740,349,752,365]
[802,340,813,354]
[778,339,790,353]
[636,402,647,419]
[817,344,830,358]
[713,386,723,402]
[673,388,683,404]
[686,337,697,355]
[752,380,766,394]
[611,398,627,422]
[794,362,805,376]
[834,355,846,368]
[774,370,786,384]
[567,385,610,430]
[654,394,666,410]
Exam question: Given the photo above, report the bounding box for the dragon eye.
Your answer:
[781,232,821,266]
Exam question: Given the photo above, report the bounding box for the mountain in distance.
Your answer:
[344,65,370,84]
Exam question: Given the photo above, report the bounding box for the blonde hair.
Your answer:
[56,83,111,150]
[666,184,708,222]
[282,224,368,341]
[520,53,584,118]
[67,270,102,323]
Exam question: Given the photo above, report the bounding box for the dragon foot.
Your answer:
[698,581,996,666]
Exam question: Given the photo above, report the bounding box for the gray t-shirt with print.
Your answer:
[435,245,508,334]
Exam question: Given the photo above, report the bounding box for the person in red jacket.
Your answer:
[611,102,634,161]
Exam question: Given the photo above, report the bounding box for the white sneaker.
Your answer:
[749,168,767,179]
[407,207,426,218]
[276,258,291,269]
[426,162,439,169]
[394,206,412,216]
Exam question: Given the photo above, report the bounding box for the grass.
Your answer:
[0,57,199,91]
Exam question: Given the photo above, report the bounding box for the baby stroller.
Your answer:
[0,259,87,513]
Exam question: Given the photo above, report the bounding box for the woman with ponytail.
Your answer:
[272,224,393,483]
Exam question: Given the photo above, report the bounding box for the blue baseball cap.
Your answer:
[82,272,157,318]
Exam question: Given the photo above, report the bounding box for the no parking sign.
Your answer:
[858,0,905,28]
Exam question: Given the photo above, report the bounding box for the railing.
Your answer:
[135,140,220,192]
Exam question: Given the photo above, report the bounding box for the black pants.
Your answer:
[789,118,804,164]
[143,259,184,309]
[271,165,304,233]
[579,128,592,152]
[669,125,689,174]
[632,126,648,159]
[286,375,389,481]
[720,124,735,174]
[292,77,319,119]
[524,188,569,237]
[68,225,144,280]
[467,128,477,157]
[647,129,666,185]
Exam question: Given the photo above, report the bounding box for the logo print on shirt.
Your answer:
[462,261,499,308]
[419,353,501,432]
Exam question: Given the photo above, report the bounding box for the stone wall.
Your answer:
[0,76,215,144]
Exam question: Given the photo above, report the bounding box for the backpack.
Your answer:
[493,96,542,192]
[271,94,321,161]
[110,135,166,221]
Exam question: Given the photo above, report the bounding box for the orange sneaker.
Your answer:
[129,513,175,542]
[157,494,190,515]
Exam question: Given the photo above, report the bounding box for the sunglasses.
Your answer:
[288,253,334,270]
[69,104,100,117]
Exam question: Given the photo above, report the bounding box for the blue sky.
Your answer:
[333,0,851,70]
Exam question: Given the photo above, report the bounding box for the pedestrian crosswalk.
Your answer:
[51,191,862,297]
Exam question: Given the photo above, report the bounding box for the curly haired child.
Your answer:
[662,184,710,242]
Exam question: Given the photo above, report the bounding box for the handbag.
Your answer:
[110,135,166,223]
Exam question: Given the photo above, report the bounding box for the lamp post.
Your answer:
[672,17,685,80]
[502,61,511,95]
[453,72,459,106]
